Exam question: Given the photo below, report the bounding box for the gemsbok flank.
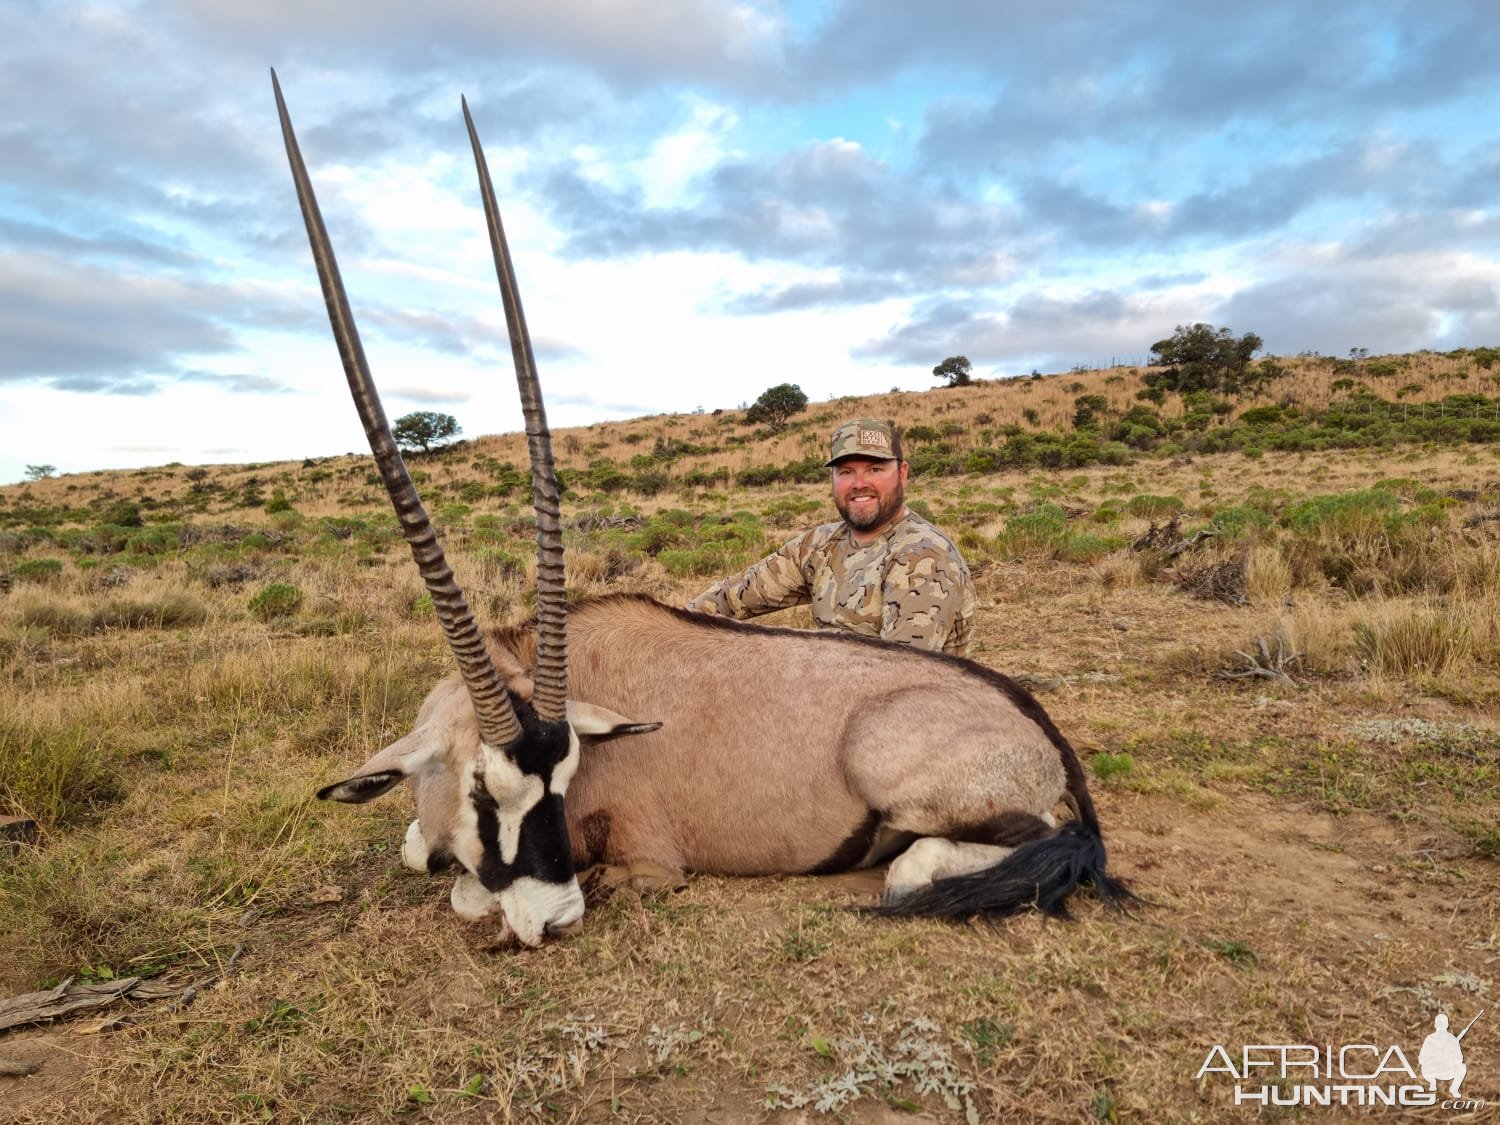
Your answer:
[273,71,1133,947]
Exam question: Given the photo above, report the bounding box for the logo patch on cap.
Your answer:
[827,418,900,464]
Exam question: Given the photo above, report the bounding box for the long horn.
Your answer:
[272,69,523,751]
[462,96,568,724]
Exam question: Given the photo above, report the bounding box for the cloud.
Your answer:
[385,384,474,405]
[0,253,233,387]
[546,138,1022,292]
[1217,249,1500,356]
[177,370,296,394]
[855,287,1208,372]
[727,273,907,313]
[167,0,786,87]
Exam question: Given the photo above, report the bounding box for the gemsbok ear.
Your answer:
[565,700,663,743]
[317,771,406,804]
[315,725,445,803]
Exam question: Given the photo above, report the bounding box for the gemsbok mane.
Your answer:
[272,71,1133,947]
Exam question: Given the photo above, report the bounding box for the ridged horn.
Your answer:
[462,96,568,724]
[272,69,523,751]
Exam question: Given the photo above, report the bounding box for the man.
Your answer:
[688,418,976,657]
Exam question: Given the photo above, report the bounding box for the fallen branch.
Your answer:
[0,945,243,1035]
[1218,634,1302,686]
[1165,529,1216,558]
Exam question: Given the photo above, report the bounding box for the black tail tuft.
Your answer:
[869,821,1135,921]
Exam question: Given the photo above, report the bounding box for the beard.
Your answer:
[836,478,905,533]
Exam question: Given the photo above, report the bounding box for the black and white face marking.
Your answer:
[324,696,658,943]
[441,713,585,945]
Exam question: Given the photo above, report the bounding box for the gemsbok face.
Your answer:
[271,70,591,945]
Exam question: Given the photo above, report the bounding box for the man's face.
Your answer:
[832,456,908,537]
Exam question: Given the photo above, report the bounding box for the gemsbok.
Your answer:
[273,72,1132,947]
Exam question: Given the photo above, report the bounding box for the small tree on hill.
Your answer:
[744,383,808,432]
[1147,324,1262,395]
[23,464,56,481]
[932,356,972,387]
[392,411,462,454]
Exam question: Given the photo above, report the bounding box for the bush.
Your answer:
[13,557,64,585]
[736,465,784,488]
[1125,494,1185,519]
[248,582,303,622]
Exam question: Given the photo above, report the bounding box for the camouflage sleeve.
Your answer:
[686,530,818,619]
[878,536,976,657]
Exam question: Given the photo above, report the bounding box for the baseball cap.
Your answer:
[826,418,899,465]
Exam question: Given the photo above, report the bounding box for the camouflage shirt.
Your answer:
[688,510,976,657]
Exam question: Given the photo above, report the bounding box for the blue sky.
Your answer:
[4,0,1500,483]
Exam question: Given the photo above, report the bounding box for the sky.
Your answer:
[4,0,1500,484]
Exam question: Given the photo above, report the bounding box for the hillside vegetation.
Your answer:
[0,350,1497,1121]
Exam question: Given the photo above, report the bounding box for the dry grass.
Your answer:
[1,376,1498,1121]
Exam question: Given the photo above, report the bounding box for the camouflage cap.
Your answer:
[826,418,899,465]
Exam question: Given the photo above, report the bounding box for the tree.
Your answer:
[1147,324,1263,395]
[743,383,808,431]
[392,411,462,454]
[1072,394,1110,430]
[23,464,56,481]
[932,356,972,387]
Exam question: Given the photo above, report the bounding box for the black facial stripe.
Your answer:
[425,849,458,875]
[508,703,573,782]
[471,789,577,893]
[456,700,577,896]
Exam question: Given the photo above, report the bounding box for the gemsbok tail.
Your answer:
[871,817,1134,921]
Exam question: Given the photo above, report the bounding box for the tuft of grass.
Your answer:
[1244,543,1293,603]
[1353,603,1473,676]
[8,589,209,637]
[248,581,303,622]
[961,1016,1013,1066]
[95,590,209,630]
[0,713,117,826]
[1201,938,1258,969]
[14,595,94,637]
[1090,751,1136,783]
[1124,494,1184,519]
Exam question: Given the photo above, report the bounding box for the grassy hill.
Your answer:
[0,349,1497,1120]
[5,345,1500,524]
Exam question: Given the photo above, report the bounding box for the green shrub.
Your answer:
[993,505,1069,558]
[1208,505,1274,540]
[247,582,303,622]
[1125,494,1185,519]
[240,532,277,553]
[97,500,143,528]
[736,465,783,488]
[13,557,64,585]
